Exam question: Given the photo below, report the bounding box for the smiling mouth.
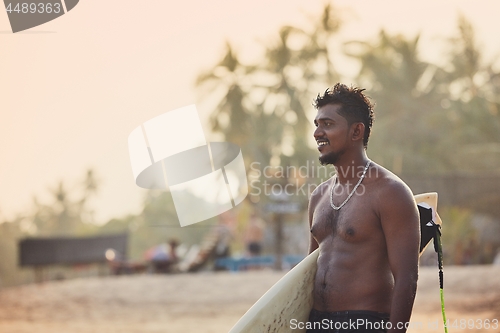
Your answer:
[316,139,329,149]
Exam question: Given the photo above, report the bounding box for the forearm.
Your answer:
[387,277,417,333]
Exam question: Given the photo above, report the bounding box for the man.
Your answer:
[307,83,420,333]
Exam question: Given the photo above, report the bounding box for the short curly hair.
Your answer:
[313,83,375,148]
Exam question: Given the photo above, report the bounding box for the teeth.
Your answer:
[318,142,328,146]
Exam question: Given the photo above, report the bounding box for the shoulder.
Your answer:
[366,163,417,218]
[310,177,332,205]
[367,162,413,198]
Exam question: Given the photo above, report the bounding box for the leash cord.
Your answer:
[435,228,448,333]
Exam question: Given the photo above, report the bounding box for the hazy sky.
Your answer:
[1,0,499,224]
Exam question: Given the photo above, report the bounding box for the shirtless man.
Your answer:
[307,84,420,333]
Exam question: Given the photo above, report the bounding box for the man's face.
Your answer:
[313,103,350,165]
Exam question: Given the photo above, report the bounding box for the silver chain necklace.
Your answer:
[330,160,371,210]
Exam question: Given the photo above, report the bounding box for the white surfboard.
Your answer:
[229,192,442,333]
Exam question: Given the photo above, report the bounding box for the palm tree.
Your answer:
[262,5,341,167]
[30,169,101,236]
[441,15,500,172]
[196,42,254,149]
[345,30,448,173]
[196,4,342,172]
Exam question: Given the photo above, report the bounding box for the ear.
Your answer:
[350,123,365,143]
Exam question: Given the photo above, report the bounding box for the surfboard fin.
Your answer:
[418,203,441,253]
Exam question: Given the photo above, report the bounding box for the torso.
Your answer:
[310,165,395,313]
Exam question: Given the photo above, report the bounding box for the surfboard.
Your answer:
[229,192,442,333]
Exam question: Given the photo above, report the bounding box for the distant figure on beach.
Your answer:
[146,238,181,273]
[213,212,235,270]
[244,213,265,257]
[168,238,180,264]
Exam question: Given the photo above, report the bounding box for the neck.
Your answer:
[333,152,370,184]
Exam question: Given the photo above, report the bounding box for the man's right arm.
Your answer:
[308,186,321,254]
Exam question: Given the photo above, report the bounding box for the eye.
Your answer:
[325,121,332,127]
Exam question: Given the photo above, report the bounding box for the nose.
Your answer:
[313,125,323,139]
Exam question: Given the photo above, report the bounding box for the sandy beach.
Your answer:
[0,265,499,333]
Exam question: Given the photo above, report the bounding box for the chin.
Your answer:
[319,152,339,166]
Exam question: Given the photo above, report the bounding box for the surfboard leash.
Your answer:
[433,225,448,333]
[418,202,448,333]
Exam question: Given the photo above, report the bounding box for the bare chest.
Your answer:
[310,194,380,245]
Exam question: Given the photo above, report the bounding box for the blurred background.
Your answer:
[1,1,500,332]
